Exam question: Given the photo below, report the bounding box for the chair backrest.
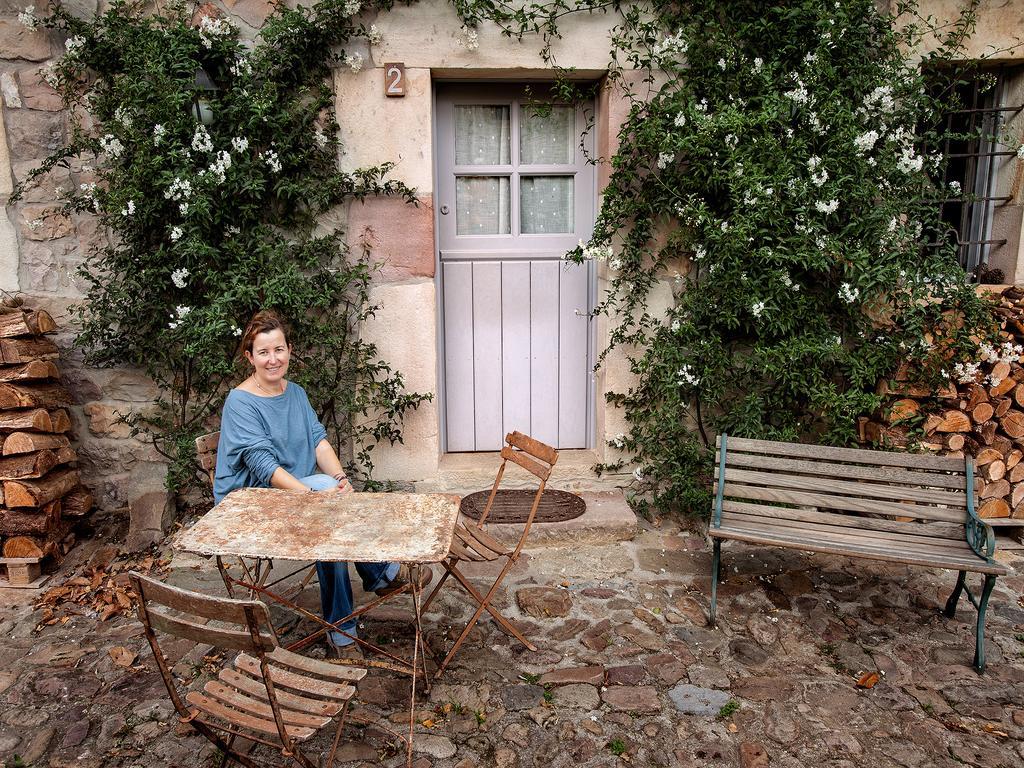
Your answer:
[196,431,220,487]
[476,432,558,550]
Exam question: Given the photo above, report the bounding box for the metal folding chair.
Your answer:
[130,571,366,768]
[195,431,318,600]
[422,431,558,678]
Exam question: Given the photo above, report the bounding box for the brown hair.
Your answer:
[240,310,291,355]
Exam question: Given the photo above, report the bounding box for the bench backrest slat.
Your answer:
[719,435,965,472]
[721,500,966,539]
[725,451,972,492]
[716,467,967,507]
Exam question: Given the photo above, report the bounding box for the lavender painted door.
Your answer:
[436,84,595,451]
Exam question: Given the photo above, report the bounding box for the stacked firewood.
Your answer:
[0,303,92,566]
[863,285,1024,522]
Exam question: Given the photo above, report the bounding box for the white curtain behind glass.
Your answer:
[455,106,511,165]
[457,177,511,234]
[520,105,574,165]
[520,176,573,234]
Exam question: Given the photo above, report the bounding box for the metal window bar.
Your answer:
[937,67,1023,274]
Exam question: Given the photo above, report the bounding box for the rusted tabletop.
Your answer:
[174,489,462,563]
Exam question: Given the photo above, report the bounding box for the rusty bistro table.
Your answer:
[173,488,461,764]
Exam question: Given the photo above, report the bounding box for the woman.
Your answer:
[214,310,427,658]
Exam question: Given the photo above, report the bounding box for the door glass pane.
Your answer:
[520,176,573,234]
[520,105,574,165]
[455,106,511,165]
[456,176,511,235]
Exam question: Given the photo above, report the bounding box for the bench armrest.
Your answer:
[965,458,996,561]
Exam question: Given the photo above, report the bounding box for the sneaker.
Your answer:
[374,564,434,596]
[326,639,364,660]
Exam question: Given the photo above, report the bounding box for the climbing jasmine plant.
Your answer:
[454,0,998,516]
[13,0,430,492]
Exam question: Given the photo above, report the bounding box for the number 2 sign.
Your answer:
[384,63,405,97]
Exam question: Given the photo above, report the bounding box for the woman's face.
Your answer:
[245,328,290,385]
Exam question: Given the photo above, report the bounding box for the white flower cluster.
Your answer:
[673,112,686,128]
[678,365,700,386]
[784,78,809,105]
[670,319,680,332]
[170,226,183,242]
[633,468,644,482]
[652,30,687,60]
[978,341,1023,365]
[854,130,878,154]
[261,149,281,174]
[313,129,329,149]
[343,52,363,73]
[171,268,190,288]
[229,54,253,78]
[657,152,675,170]
[838,282,859,303]
[65,35,85,57]
[120,199,135,217]
[579,239,613,262]
[717,57,727,71]
[780,272,800,291]
[609,433,626,449]
[459,25,479,51]
[18,6,38,29]
[896,145,923,174]
[198,15,235,49]
[343,0,361,14]
[367,24,382,45]
[948,180,961,195]
[231,325,243,337]
[752,57,763,72]
[864,85,895,114]
[952,361,980,384]
[192,125,213,153]
[153,124,165,145]
[40,63,58,89]
[692,245,706,261]
[230,136,248,153]
[751,300,766,318]
[206,150,232,184]
[114,106,132,128]
[167,304,191,330]
[99,134,124,159]
[815,199,839,215]
[808,156,828,186]
[165,177,192,201]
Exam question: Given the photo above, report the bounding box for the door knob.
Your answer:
[440,205,450,215]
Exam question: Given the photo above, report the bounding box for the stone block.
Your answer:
[11,159,73,202]
[18,238,80,295]
[346,194,435,281]
[0,19,51,61]
[16,64,62,110]
[4,108,64,160]
[222,0,275,28]
[1,71,20,107]
[515,586,572,618]
[0,98,13,197]
[75,214,108,256]
[83,402,133,438]
[127,490,174,551]
[538,665,604,686]
[601,685,661,713]
[19,202,72,240]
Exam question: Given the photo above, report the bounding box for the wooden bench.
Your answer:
[709,435,1009,672]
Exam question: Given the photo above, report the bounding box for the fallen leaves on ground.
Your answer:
[33,549,170,631]
[108,646,137,667]
[856,671,880,689]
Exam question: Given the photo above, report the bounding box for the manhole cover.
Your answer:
[460,489,586,524]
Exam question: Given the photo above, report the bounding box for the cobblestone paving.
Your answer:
[1,518,1023,768]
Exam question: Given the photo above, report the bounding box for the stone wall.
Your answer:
[3,0,1024,541]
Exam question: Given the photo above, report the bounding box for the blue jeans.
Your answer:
[300,474,398,647]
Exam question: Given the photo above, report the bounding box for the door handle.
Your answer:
[440,205,450,215]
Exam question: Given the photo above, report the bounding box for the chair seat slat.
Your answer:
[234,653,356,701]
[147,609,276,652]
[186,691,316,740]
[449,533,492,561]
[720,435,964,472]
[217,669,342,716]
[266,647,366,683]
[456,523,509,558]
[203,681,331,729]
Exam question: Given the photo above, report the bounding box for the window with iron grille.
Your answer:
[933,65,1023,278]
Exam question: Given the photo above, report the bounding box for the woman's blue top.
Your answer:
[213,382,327,503]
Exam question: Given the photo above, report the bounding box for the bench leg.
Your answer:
[973,574,997,674]
[943,570,967,619]
[709,539,721,628]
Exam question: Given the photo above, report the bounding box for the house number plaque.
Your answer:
[384,63,405,97]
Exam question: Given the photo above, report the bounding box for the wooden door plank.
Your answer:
[473,262,504,451]
[721,435,964,472]
[443,262,476,452]
[725,452,967,491]
[718,467,967,507]
[558,260,589,449]
[501,261,531,439]
[529,261,559,447]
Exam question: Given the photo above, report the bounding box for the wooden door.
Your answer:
[436,84,595,451]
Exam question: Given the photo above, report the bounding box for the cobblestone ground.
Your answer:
[2,516,1023,768]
